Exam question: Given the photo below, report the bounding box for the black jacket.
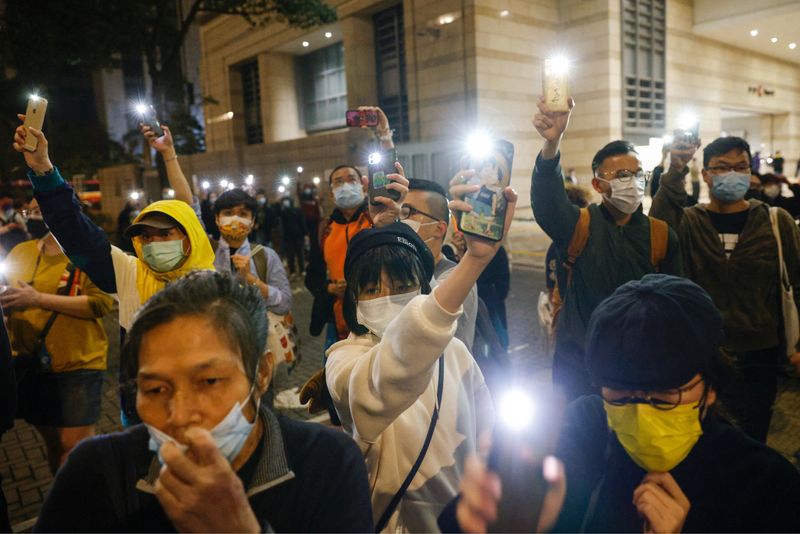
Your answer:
[34,410,373,532]
[0,314,15,435]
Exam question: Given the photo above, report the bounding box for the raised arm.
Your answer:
[141,124,193,206]
[650,132,700,230]
[13,116,117,293]
[531,96,580,245]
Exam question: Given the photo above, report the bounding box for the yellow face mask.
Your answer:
[604,401,703,472]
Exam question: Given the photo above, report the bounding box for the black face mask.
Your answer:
[27,219,49,239]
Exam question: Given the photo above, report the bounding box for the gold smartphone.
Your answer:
[23,96,48,151]
[543,59,569,112]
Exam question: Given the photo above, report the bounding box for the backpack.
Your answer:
[550,207,669,328]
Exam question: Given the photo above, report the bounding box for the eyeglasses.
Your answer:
[400,204,440,222]
[594,169,651,183]
[706,164,751,175]
[602,377,707,411]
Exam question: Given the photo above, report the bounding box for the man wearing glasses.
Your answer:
[532,96,683,402]
[396,178,478,350]
[652,136,800,443]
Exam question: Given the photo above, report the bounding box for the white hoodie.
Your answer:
[326,291,494,532]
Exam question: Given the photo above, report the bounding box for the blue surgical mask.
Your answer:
[141,239,186,272]
[711,171,750,203]
[145,383,259,465]
[333,182,364,209]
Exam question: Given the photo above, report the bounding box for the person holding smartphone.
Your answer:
[325,181,517,532]
[443,275,800,533]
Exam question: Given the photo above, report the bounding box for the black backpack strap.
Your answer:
[375,355,445,532]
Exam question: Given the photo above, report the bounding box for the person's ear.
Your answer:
[701,169,713,188]
[436,221,447,240]
[591,177,604,195]
[256,350,275,396]
[361,176,369,193]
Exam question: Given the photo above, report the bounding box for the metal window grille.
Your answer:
[300,43,347,132]
[240,61,263,145]
[622,0,666,136]
[374,5,410,142]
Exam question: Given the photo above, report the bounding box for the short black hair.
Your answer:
[328,165,361,185]
[703,137,751,168]
[213,188,258,217]
[408,179,449,224]
[121,271,268,394]
[343,244,432,336]
[591,140,638,173]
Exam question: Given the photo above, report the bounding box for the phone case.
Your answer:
[23,97,48,151]
[457,139,514,242]
[346,110,362,127]
[543,59,570,112]
[368,151,400,204]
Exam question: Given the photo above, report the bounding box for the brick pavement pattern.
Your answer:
[2,269,799,531]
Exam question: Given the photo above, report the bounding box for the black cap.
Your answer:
[586,274,724,390]
[345,222,435,283]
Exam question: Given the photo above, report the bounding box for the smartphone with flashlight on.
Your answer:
[136,103,164,137]
[346,109,379,128]
[458,138,514,242]
[23,95,48,152]
[543,57,570,112]
[368,150,401,204]
[487,391,563,533]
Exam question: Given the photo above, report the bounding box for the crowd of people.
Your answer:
[0,95,798,534]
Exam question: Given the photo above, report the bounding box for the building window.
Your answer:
[374,5,409,142]
[299,43,347,132]
[240,61,263,145]
[622,0,666,138]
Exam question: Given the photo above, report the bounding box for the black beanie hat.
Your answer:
[586,274,724,390]
[344,222,435,283]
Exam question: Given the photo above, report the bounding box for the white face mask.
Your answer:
[763,184,781,200]
[400,218,438,243]
[597,176,645,214]
[145,381,259,464]
[356,290,420,338]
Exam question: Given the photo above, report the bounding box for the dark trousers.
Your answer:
[284,237,305,274]
[721,346,781,443]
[552,348,597,403]
[0,473,11,533]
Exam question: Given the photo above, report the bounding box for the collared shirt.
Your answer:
[213,237,292,315]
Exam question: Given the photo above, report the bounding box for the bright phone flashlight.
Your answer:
[134,102,148,116]
[166,189,175,198]
[498,389,536,431]
[245,174,254,186]
[29,94,40,102]
[201,180,210,190]
[545,55,570,76]
[227,182,235,190]
[679,112,698,131]
[297,166,304,173]
[278,185,286,193]
[662,133,674,145]
[368,152,382,165]
[465,131,492,160]
[281,176,291,186]
[313,176,321,185]
[220,179,229,189]
[129,191,141,201]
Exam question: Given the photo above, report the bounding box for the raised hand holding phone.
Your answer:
[533,95,576,159]
[13,114,53,174]
[23,95,48,151]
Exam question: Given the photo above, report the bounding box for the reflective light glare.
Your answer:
[129,191,141,201]
[281,176,291,186]
[438,14,455,25]
[750,29,758,37]
[368,152,382,165]
[245,174,254,186]
[313,176,321,185]
[0,262,6,276]
[499,389,536,430]
[465,131,493,160]
[325,32,332,38]
[662,134,674,145]
[278,185,286,193]
[545,55,570,76]
[201,180,210,190]
[167,189,175,198]
[134,102,148,115]
[500,10,509,17]
[771,37,778,43]
[29,94,40,102]
[790,43,797,50]
[297,166,304,173]
[220,179,229,188]
[302,41,310,47]
[225,111,234,119]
